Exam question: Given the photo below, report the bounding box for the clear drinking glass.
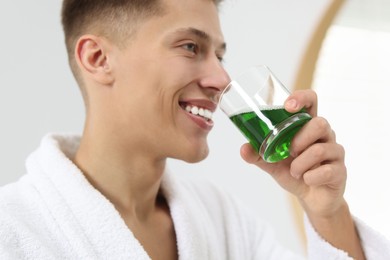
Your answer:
[219,65,312,163]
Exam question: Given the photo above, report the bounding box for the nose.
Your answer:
[198,58,231,94]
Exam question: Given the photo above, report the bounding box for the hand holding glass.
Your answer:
[219,66,312,163]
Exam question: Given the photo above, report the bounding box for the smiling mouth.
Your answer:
[179,102,214,122]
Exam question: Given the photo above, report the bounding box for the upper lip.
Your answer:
[179,99,218,112]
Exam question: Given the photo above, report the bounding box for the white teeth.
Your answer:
[185,105,213,120]
[204,109,212,119]
[191,106,199,115]
[198,108,205,116]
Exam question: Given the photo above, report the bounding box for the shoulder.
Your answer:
[0,179,30,256]
[0,176,45,242]
[0,177,32,228]
[0,178,25,213]
[0,175,35,214]
[0,176,71,259]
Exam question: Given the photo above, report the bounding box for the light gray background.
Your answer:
[0,0,346,255]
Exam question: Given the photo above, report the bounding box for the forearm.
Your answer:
[305,200,365,260]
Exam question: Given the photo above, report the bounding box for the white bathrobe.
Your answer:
[1,134,389,259]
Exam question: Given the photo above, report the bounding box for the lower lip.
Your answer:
[183,109,214,131]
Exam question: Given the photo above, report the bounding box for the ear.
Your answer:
[75,35,114,85]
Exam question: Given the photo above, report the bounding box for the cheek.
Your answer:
[114,53,200,131]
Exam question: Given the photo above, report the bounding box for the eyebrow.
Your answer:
[173,27,227,52]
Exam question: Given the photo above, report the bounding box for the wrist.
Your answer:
[298,192,347,221]
[305,200,366,260]
[305,198,350,224]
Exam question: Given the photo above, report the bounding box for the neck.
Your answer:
[73,126,167,221]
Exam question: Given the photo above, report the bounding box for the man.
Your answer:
[1,0,389,259]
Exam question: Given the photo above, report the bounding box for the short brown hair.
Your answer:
[62,0,166,101]
[61,0,223,101]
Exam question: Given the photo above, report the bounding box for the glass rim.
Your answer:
[218,64,272,107]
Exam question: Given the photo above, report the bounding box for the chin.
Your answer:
[178,145,210,164]
[185,153,209,163]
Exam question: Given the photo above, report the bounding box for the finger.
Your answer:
[284,89,318,116]
[302,163,347,187]
[290,117,336,157]
[290,143,345,179]
[240,143,302,195]
[240,143,261,164]
[240,143,283,175]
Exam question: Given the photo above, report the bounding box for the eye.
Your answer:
[182,42,198,54]
[216,55,225,63]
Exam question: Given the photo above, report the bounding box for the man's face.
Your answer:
[109,0,229,163]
